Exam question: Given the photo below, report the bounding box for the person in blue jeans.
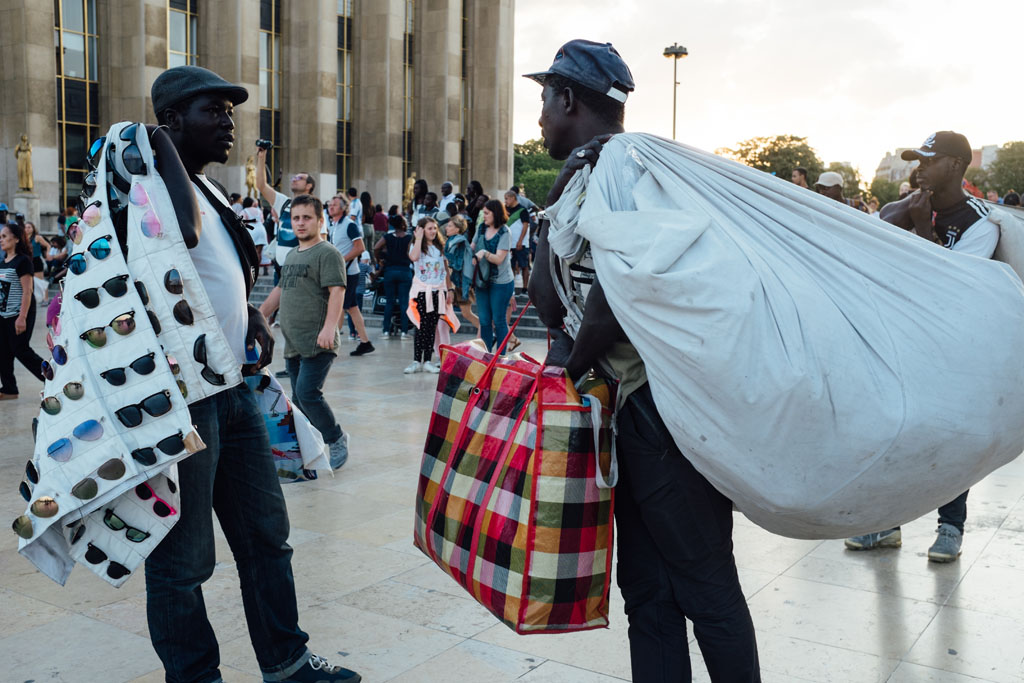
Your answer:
[472,199,515,353]
[372,214,413,338]
[146,65,360,682]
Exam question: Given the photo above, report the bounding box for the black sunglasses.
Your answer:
[193,334,225,386]
[130,431,186,466]
[84,542,131,579]
[115,123,147,176]
[100,352,156,386]
[74,274,129,309]
[115,390,172,428]
[103,509,151,542]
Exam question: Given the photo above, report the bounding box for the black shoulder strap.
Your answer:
[188,173,259,298]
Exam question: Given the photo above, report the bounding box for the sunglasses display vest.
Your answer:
[13,119,247,589]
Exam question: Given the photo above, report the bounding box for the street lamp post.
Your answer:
[663,43,688,139]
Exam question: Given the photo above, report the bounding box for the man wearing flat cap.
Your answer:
[145,65,361,683]
[846,131,997,564]
[527,40,761,682]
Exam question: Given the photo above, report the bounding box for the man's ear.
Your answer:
[561,86,578,115]
[162,107,183,132]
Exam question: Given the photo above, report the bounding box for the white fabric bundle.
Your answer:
[547,133,1024,539]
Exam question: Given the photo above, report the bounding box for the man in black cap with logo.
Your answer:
[526,41,761,682]
[147,65,361,683]
[846,131,996,563]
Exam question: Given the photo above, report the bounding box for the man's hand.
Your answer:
[907,189,934,235]
[245,305,274,369]
[316,326,335,350]
[14,316,26,335]
[546,134,615,206]
[545,328,574,369]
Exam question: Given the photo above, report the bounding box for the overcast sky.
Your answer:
[512,0,1020,183]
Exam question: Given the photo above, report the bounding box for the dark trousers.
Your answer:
[144,383,310,683]
[381,266,412,333]
[937,490,969,533]
[0,301,46,395]
[413,290,441,362]
[285,352,342,444]
[615,384,760,682]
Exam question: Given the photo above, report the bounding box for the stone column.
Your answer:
[197,0,260,193]
[465,0,514,197]
[280,0,337,199]
[414,0,462,192]
[0,0,59,223]
[99,0,167,126]
[352,0,406,209]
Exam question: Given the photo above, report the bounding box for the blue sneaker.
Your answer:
[277,654,361,682]
[844,528,901,550]
[927,523,962,562]
[328,433,349,470]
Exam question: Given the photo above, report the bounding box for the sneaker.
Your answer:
[271,320,281,329]
[279,653,361,682]
[274,369,290,379]
[349,333,358,341]
[844,528,902,551]
[403,361,422,374]
[381,330,390,339]
[423,360,440,374]
[927,523,963,563]
[328,433,349,470]
[350,341,375,357]
[400,331,410,340]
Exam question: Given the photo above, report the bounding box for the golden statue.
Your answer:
[245,156,257,198]
[15,134,33,192]
[403,173,417,208]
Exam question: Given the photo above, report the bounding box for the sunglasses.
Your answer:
[30,496,59,518]
[162,270,195,325]
[67,235,113,276]
[19,480,32,502]
[130,431,186,466]
[87,136,106,170]
[193,334,225,386]
[115,390,172,428]
[69,522,86,545]
[84,542,131,579]
[80,311,136,348]
[100,352,156,386]
[118,123,147,176]
[66,218,83,245]
[71,458,127,500]
[82,170,97,197]
[135,482,177,517]
[12,515,33,539]
[103,509,151,542]
[25,460,38,484]
[46,418,104,462]
[41,381,85,415]
[74,274,129,309]
[81,201,102,228]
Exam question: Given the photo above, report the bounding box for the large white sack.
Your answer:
[548,133,1024,539]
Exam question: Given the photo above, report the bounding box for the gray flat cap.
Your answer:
[151,65,249,116]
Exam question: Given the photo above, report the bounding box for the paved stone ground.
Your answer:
[2,316,1024,682]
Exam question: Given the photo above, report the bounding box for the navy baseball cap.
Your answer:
[524,40,635,103]
[151,66,248,116]
[901,131,972,164]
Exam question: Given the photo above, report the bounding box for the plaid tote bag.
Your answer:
[414,339,616,634]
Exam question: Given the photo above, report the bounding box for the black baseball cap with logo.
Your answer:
[523,40,635,103]
[901,131,972,164]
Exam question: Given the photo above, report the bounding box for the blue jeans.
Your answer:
[145,383,311,683]
[381,266,412,334]
[285,353,343,444]
[476,280,515,353]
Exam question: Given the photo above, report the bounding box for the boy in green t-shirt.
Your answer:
[259,194,350,468]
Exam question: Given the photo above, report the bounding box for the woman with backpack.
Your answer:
[444,214,480,333]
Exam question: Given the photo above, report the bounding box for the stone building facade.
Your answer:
[0,0,514,229]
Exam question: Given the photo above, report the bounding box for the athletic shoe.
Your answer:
[927,523,963,563]
[350,341,375,356]
[274,369,290,379]
[271,320,280,329]
[400,331,410,340]
[328,433,349,470]
[349,333,358,341]
[403,361,422,374]
[279,653,361,682]
[381,331,390,339]
[423,360,440,374]
[844,528,902,551]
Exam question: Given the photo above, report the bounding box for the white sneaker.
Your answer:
[424,360,440,374]
[381,331,390,339]
[400,332,410,340]
[403,361,422,374]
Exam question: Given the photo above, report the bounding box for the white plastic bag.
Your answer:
[548,133,1024,539]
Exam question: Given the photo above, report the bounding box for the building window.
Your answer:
[402,0,415,184]
[459,0,468,191]
[259,0,282,185]
[337,1,353,193]
[55,0,99,211]
[168,0,198,67]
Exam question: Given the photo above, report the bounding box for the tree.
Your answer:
[718,135,824,183]
[988,141,1024,195]
[869,177,901,206]
[964,166,991,194]
[514,138,563,204]
[825,161,864,198]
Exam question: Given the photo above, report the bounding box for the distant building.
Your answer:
[873,150,918,184]
[0,0,514,229]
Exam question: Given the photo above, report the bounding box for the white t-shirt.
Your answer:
[438,194,457,215]
[414,244,446,286]
[191,176,250,365]
[347,199,363,225]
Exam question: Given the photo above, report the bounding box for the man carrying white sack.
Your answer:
[847,131,998,561]
[526,40,760,682]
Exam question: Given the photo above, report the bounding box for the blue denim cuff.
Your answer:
[262,647,311,682]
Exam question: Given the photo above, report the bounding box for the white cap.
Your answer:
[815,171,844,188]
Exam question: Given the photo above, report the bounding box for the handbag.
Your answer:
[413,308,617,634]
